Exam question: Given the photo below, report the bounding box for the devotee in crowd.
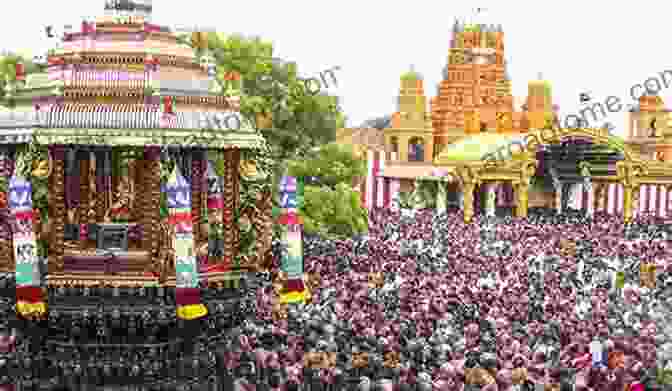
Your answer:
[243,207,672,390]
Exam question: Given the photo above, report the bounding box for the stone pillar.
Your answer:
[632,185,640,219]
[457,190,464,210]
[549,166,562,214]
[623,185,634,223]
[462,183,475,223]
[568,183,582,210]
[594,183,605,213]
[399,136,409,162]
[484,183,496,217]
[514,183,529,218]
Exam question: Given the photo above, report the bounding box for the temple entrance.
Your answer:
[533,135,625,216]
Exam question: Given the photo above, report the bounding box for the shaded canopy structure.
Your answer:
[432,127,672,222]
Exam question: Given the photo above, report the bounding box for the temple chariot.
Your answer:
[0,0,274,387]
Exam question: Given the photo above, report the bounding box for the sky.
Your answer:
[2,0,671,137]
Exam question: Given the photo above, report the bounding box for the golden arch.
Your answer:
[453,127,652,224]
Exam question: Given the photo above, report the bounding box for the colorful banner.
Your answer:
[277,176,307,303]
[9,172,45,318]
[282,226,303,277]
[165,164,206,320]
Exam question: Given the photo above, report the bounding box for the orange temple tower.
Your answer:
[430,19,556,155]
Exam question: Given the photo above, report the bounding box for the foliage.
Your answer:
[394,191,415,210]
[657,367,672,385]
[181,32,347,238]
[285,143,366,189]
[392,179,440,211]
[0,54,42,107]
[300,183,368,239]
[284,143,367,239]
[187,33,343,168]
[412,180,438,209]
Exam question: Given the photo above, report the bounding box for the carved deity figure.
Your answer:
[105,161,135,222]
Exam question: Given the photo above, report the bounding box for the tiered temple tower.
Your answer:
[430,20,510,148]
[429,19,556,155]
[385,69,434,162]
[524,73,555,129]
[626,94,672,161]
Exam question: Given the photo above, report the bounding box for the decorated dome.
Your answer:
[0,0,261,149]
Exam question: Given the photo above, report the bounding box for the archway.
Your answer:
[469,128,643,221]
[389,136,399,153]
[408,137,425,162]
[521,128,640,219]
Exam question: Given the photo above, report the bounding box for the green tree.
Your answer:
[181,32,344,174]
[0,53,42,107]
[286,142,366,188]
[285,143,367,238]
[178,32,347,246]
[301,183,368,239]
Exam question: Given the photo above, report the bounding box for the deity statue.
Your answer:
[105,160,135,223]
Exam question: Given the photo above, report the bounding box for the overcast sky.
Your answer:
[2,0,671,136]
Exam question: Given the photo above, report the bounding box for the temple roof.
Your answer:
[0,107,263,148]
[435,132,526,161]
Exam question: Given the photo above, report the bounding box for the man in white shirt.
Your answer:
[589,337,603,368]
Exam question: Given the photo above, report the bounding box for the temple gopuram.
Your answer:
[0,0,272,388]
[339,18,672,223]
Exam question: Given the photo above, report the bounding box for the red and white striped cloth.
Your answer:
[357,150,398,210]
[360,152,672,217]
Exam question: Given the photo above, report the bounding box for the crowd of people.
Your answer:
[5,207,665,390]
[242,207,672,390]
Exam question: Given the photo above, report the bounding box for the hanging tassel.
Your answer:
[203,159,228,272]
[277,176,307,303]
[164,163,207,320]
[14,63,25,82]
[9,162,46,319]
[161,96,175,114]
